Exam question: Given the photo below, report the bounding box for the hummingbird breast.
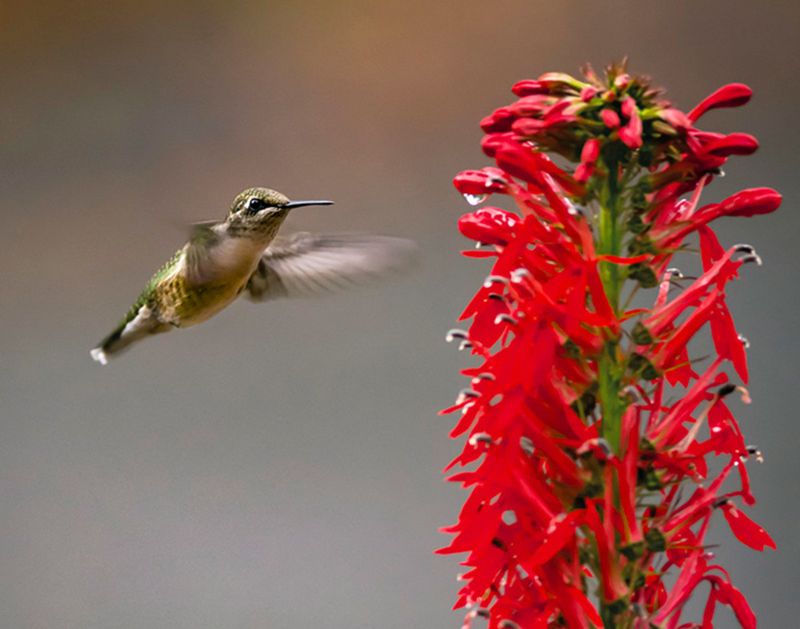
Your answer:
[157,237,265,327]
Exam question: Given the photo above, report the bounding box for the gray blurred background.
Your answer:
[1,1,798,627]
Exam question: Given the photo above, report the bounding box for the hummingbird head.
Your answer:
[226,187,333,239]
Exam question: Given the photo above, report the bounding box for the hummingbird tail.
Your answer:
[90,346,109,365]
[90,305,171,365]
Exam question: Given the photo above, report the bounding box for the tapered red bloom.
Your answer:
[440,63,778,628]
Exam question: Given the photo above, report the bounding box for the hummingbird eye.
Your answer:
[246,197,268,213]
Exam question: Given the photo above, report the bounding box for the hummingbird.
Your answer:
[90,186,414,364]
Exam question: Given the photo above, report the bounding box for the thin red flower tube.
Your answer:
[440,62,779,628]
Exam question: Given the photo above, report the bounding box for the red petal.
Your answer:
[453,168,509,196]
[721,503,776,551]
[458,208,520,246]
[701,132,759,157]
[713,578,757,629]
[688,83,753,121]
[709,299,749,383]
[528,512,582,565]
[718,187,782,217]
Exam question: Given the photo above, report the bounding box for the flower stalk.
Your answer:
[440,63,779,628]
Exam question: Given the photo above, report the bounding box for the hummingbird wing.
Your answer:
[244,232,415,301]
[183,221,221,284]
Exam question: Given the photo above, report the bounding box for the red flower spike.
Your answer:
[442,64,777,629]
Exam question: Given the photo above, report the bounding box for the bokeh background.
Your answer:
[1,1,798,627]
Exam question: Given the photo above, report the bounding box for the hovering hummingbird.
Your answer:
[91,187,414,364]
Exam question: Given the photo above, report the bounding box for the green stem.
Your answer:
[597,166,624,453]
[596,162,631,628]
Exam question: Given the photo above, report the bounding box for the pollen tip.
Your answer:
[733,243,763,265]
[471,372,496,384]
[494,313,518,326]
[717,383,737,398]
[483,275,509,288]
[468,432,494,446]
[445,329,469,343]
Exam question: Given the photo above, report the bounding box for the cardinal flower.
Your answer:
[442,62,779,628]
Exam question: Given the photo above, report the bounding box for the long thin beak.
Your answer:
[284,199,334,210]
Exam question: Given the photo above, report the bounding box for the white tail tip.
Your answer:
[90,347,108,365]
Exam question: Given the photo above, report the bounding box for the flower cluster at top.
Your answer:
[439,63,780,628]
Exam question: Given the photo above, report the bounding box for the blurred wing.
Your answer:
[245,232,415,302]
[184,221,220,283]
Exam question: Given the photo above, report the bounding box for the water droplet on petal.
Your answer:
[463,193,488,206]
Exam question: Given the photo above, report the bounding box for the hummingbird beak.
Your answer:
[284,200,335,210]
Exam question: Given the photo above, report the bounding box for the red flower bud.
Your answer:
[580,138,601,163]
[509,94,553,117]
[537,71,585,93]
[659,107,692,131]
[621,95,637,117]
[619,117,643,149]
[600,108,621,128]
[480,106,515,133]
[580,85,599,101]
[614,73,631,89]
[481,132,516,158]
[619,97,643,149]
[575,138,601,183]
[511,79,548,96]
